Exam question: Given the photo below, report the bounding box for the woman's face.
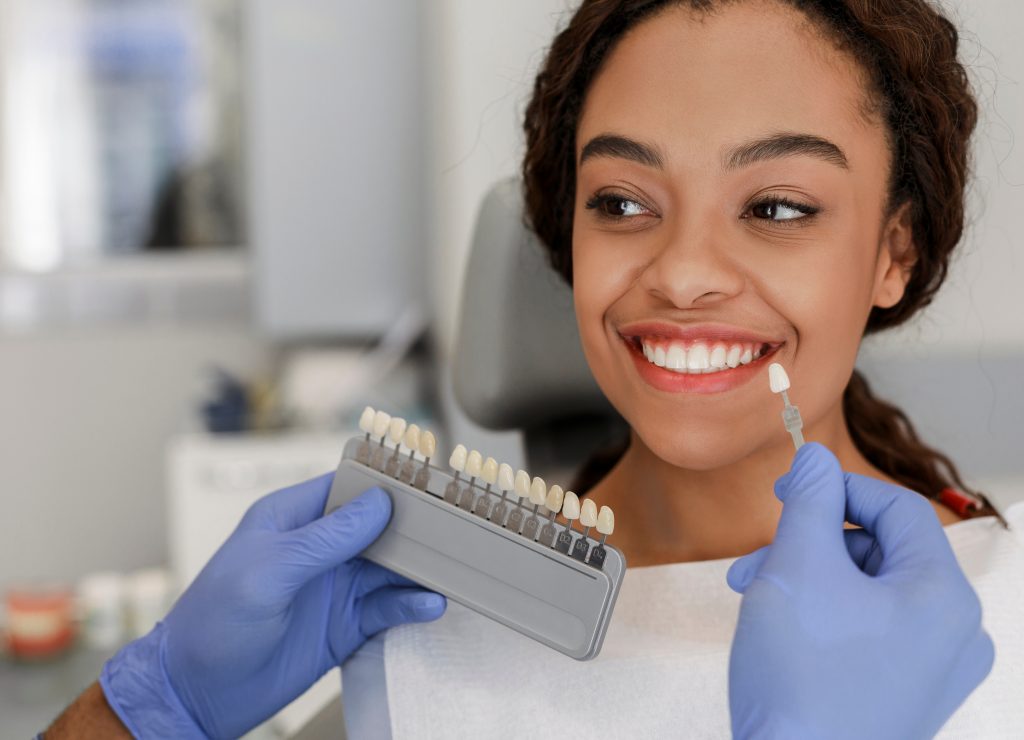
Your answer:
[572,0,913,470]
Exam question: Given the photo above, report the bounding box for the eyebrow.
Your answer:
[579,134,664,168]
[725,132,849,170]
[578,131,849,171]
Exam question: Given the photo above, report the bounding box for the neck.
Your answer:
[591,401,886,566]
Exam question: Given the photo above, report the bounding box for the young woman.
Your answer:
[351,0,1021,736]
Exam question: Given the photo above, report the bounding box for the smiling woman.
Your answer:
[522,0,990,565]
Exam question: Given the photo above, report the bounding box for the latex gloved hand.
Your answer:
[727,443,993,740]
[101,475,446,739]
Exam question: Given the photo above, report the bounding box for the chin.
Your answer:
[628,414,774,471]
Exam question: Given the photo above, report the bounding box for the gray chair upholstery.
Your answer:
[452,179,626,480]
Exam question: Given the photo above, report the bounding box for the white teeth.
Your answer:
[388,417,407,444]
[514,469,531,498]
[597,505,615,535]
[726,345,742,368]
[665,344,686,370]
[545,484,565,513]
[561,491,581,520]
[709,344,727,369]
[402,423,420,451]
[372,411,392,438]
[529,476,547,505]
[449,444,467,472]
[580,499,598,528]
[769,362,791,393]
[643,343,653,361]
[687,344,710,371]
[740,348,753,365]
[497,463,515,491]
[418,430,436,459]
[465,450,483,478]
[358,406,376,434]
[653,346,667,367]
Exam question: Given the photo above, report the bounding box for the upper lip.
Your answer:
[617,321,786,346]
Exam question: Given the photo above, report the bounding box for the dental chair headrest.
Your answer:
[453,179,617,430]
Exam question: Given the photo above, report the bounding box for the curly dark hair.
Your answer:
[522,0,985,506]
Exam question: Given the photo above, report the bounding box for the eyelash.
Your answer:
[584,192,820,228]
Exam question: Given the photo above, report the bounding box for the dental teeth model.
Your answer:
[459,450,484,511]
[523,476,547,541]
[768,362,805,450]
[573,498,598,562]
[370,410,392,471]
[508,469,531,532]
[445,444,468,504]
[492,463,516,524]
[323,408,626,660]
[473,457,500,518]
[385,417,408,477]
[538,484,565,547]
[398,424,421,484]
[356,406,377,464]
[350,408,619,569]
[555,490,581,554]
[588,505,616,569]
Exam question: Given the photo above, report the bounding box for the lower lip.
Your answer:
[624,339,780,394]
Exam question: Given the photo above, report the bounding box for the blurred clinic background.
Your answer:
[0,0,1021,737]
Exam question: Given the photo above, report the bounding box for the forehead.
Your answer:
[577,1,885,167]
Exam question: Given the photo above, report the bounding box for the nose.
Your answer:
[638,215,746,309]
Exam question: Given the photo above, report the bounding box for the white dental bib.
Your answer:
[342,502,1024,739]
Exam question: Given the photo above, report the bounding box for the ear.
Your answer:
[872,201,916,309]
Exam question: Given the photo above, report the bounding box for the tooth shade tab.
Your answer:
[597,506,615,535]
[388,417,407,444]
[545,485,564,513]
[449,444,468,472]
[418,430,436,458]
[358,406,376,434]
[514,470,530,498]
[497,463,515,491]
[372,411,391,438]
[481,457,499,485]
[769,362,791,393]
[465,450,483,477]
[580,499,598,528]
[529,476,547,505]
[561,491,580,520]
[402,424,420,451]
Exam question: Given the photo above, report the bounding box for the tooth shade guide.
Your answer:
[372,411,391,439]
[418,430,436,459]
[358,406,376,434]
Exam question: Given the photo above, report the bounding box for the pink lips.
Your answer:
[618,321,784,394]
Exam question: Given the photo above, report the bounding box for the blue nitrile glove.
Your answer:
[100,475,446,739]
[726,443,994,740]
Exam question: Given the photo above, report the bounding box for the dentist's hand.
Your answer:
[727,443,993,740]
[100,475,446,739]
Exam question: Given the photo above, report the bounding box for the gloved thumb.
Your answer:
[273,487,393,592]
[768,442,849,565]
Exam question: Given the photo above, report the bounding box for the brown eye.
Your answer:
[585,194,652,219]
[748,199,815,222]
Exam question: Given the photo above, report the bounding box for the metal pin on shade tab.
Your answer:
[769,362,804,450]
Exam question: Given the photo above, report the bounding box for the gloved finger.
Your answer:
[766,443,850,567]
[274,488,393,591]
[843,529,884,576]
[358,587,447,638]
[936,628,995,718]
[843,472,955,576]
[243,472,336,531]
[352,559,423,597]
[726,546,770,594]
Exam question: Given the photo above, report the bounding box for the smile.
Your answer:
[617,322,785,394]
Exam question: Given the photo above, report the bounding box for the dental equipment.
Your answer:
[769,362,804,450]
[323,406,627,660]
